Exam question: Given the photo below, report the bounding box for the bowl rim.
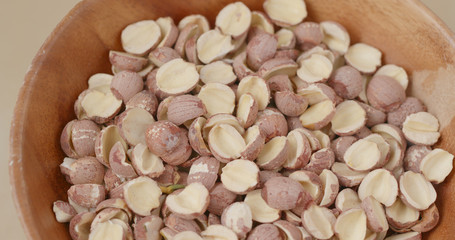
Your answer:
[8,0,455,239]
[9,1,90,239]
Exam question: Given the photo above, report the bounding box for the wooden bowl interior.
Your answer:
[10,0,455,239]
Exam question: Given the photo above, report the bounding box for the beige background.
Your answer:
[0,0,453,239]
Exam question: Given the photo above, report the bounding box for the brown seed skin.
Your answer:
[156,96,175,121]
[72,120,100,158]
[304,148,335,175]
[90,208,130,231]
[160,130,192,165]
[148,47,181,67]
[167,94,207,126]
[354,126,372,139]
[128,144,164,178]
[257,136,289,170]
[108,142,138,178]
[287,117,304,131]
[158,19,179,48]
[145,69,170,100]
[327,66,363,99]
[207,183,238,216]
[53,200,78,223]
[145,121,184,157]
[267,74,294,93]
[331,162,366,188]
[411,204,439,233]
[74,89,89,120]
[295,128,322,152]
[247,26,267,43]
[388,97,427,128]
[126,90,159,116]
[208,213,221,225]
[247,32,278,71]
[357,101,387,127]
[177,171,189,185]
[274,49,300,61]
[274,91,308,117]
[156,164,179,187]
[145,69,158,90]
[164,213,201,233]
[95,198,132,218]
[108,182,127,199]
[160,227,178,239]
[68,184,106,208]
[109,50,148,72]
[187,156,220,190]
[247,224,284,240]
[255,108,288,142]
[104,168,124,193]
[319,83,344,105]
[185,34,200,64]
[174,23,199,57]
[293,22,323,51]
[261,177,310,210]
[331,136,357,163]
[328,65,363,99]
[60,120,78,158]
[110,70,144,102]
[319,171,340,208]
[188,118,211,156]
[290,170,324,205]
[221,202,253,238]
[233,51,255,80]
[69,157,105,185]
[361,196,388,233]
[283,130,312,170]
[297,83,342,105]
[283,210,301,225]
[258,170,282,189]
[257,58,298,80]
[69,212,96,240]
[230,84,238,96]
[134,215,163,240]
[61,119,100,159]
[240,127,265,160]
[273,220,302,240]
[367,75,406,112]
[237,93,259,129]
[403,145,431,173]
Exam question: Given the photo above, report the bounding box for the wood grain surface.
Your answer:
[9,0,455,239]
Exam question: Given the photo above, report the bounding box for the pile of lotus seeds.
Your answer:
[54,0,454,239]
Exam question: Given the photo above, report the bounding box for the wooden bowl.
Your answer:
[9,0,455,239]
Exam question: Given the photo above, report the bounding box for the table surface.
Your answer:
[0,0,453,239]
